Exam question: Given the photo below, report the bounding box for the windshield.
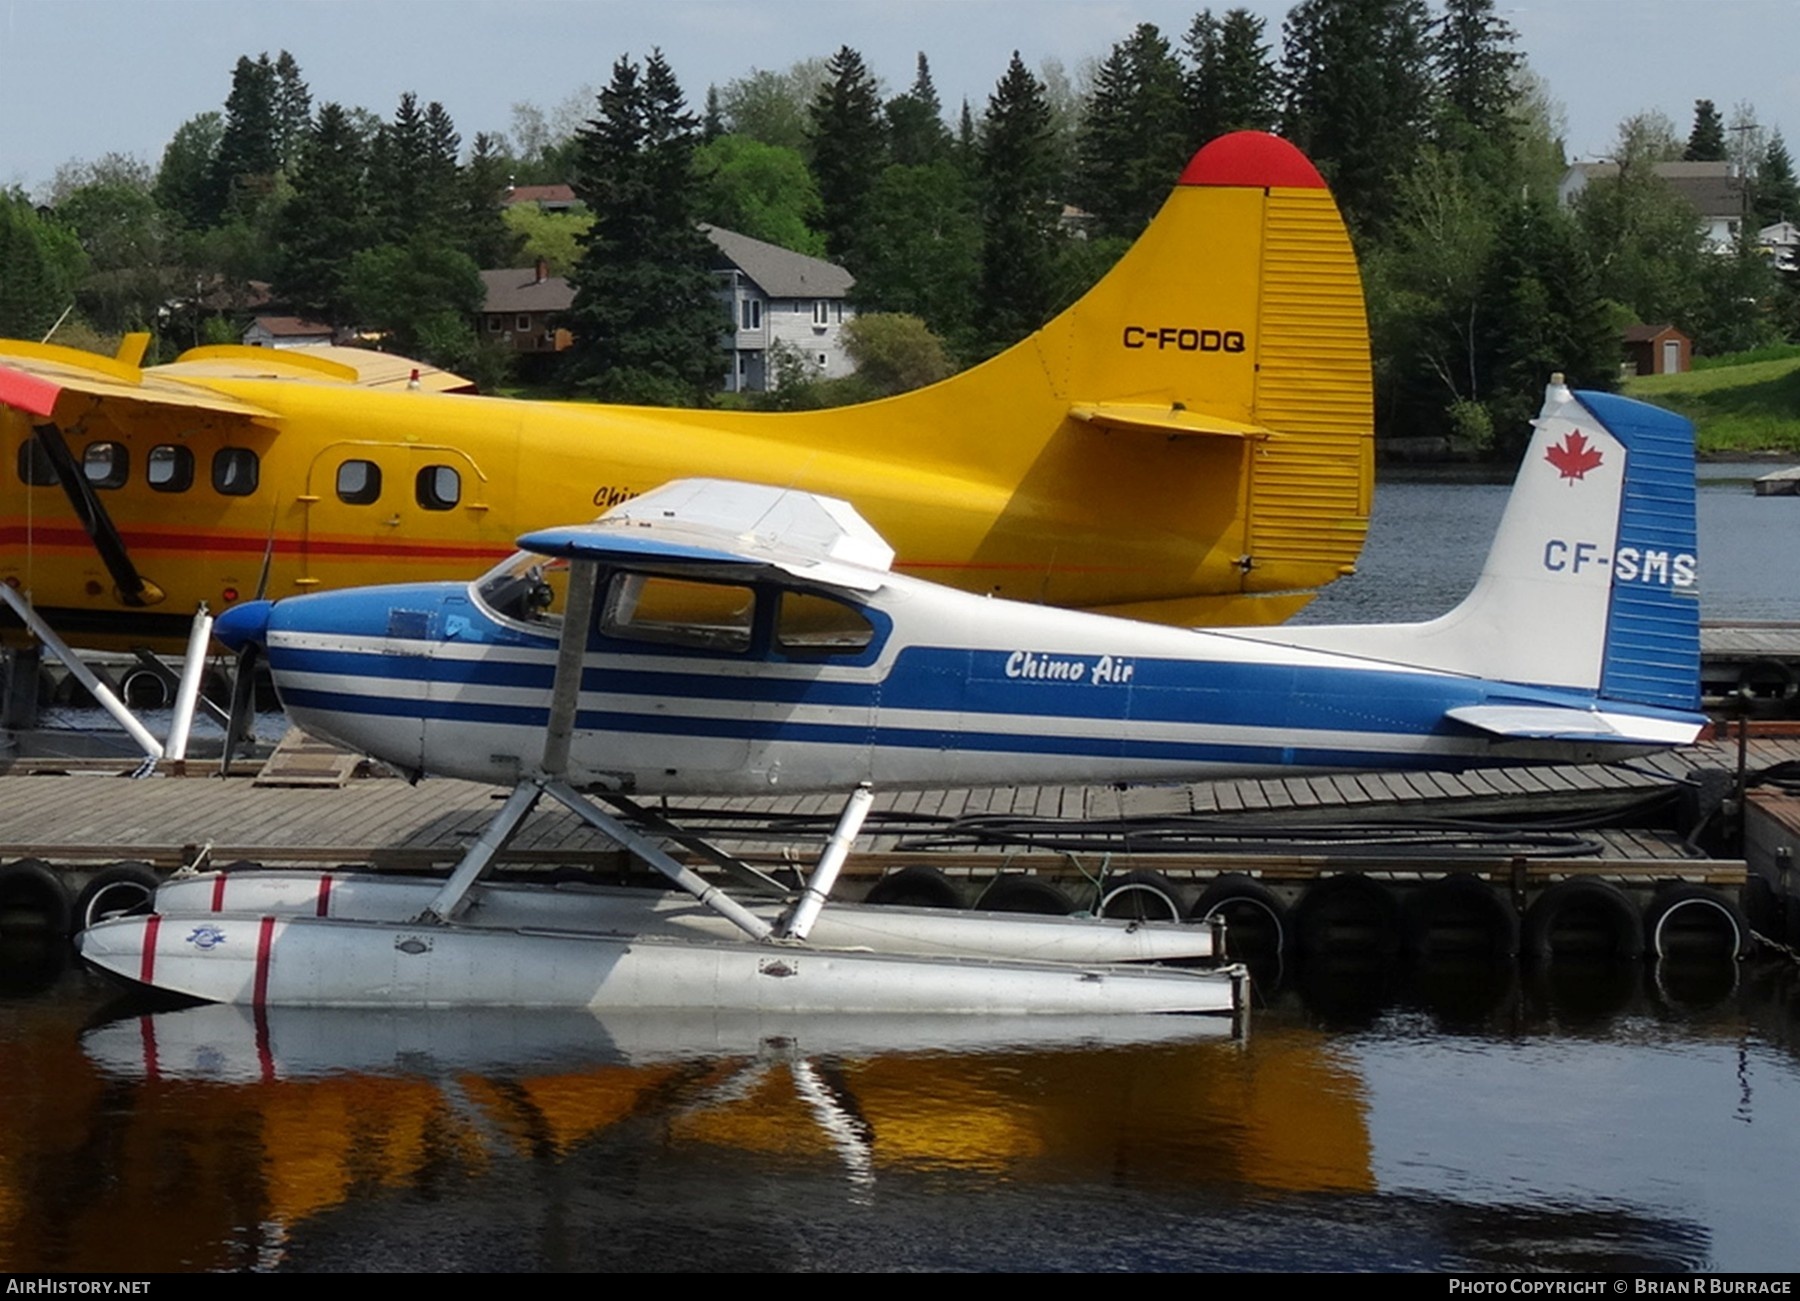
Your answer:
[472,551,569,631]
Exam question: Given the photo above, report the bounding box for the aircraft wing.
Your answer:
[0,341,277,421]
[1069,403,1272,440]
[519,478,896,593]
[1445,705,1703,746]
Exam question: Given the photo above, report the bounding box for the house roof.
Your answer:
[479,267,575,314]
[249,315,333,338]
[1621,323,1687,343]
[505,184,577,207]
[702,225,854,299]
[1562,160,1747,220]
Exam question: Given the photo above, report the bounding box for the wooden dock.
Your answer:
[0,730,1781,889]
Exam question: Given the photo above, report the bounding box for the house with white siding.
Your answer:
[704,226,856,393]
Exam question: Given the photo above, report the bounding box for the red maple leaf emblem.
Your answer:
[1545,429,1603,482]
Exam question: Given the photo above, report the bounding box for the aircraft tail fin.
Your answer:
[1241,379,1701,716]
[662,131,1373,624]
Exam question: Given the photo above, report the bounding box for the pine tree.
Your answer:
[0,192,82,339]
[887,54,950,166]
[1281,0,1436,239]
[277,103,373,324]
[1477,195,1615,455]
[462,132,518,268]
[1432,0,1520,169]
[1078,24,1190,238]
[1184,8,1279,142]
[977,53,1060,356]
[1754,132,1800,226]
[271,50,313,167]
[564,51,723,404]
[207,54,282,224]
[807,47,887,267]
[1685,99,1727,162]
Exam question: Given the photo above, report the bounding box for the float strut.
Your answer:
[782,784,874,941]
[417,781,544,923]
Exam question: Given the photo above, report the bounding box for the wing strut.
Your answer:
[31,422,164,607]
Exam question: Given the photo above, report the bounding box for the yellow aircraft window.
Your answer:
[416,465,460,511]
[601,573,755,654]
[777,591,874,656]
[212,447,259,497]
[147,445,193,493]
[83,442,128,490]
[16,440,56,487]
[337,459,382,505]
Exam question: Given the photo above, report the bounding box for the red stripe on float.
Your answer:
[211,874,227,911]
[139,1015,160,1083]
[316,873,333,917]
[139,913,161,985]
[254,915,275,1008]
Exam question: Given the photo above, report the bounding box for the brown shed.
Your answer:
[1622,323,1690,376]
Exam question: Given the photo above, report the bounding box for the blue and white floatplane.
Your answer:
[77,380,1705,1018]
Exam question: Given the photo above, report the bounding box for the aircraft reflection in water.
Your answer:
[1,131,1373,655]
[41,1000,1367,1271]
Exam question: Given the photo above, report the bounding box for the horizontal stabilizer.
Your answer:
[520,478,895,592]
[1068,403,1271,440]
[1445,704,1702,746]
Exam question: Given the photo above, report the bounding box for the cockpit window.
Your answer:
[776,591,875,657]
[600,573,755,653]
[473,551,567,631]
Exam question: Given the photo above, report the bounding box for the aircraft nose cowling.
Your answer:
[214,599,274,652]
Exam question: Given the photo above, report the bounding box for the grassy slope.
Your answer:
[1622,355,1800,454]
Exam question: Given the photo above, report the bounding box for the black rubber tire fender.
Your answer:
[0,858,72,936]
[1402,873,1519,960]
[864,864,964,909]
[1522,878,1645,961]
[71,862,161,935]
[1097,869,1183,922]
[1293,873,1402,957]
[976,874,1075,915]
[1190,873,1289,958]
[1642,882,1752,961]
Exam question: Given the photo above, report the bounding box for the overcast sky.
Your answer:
[3,0,1796,197]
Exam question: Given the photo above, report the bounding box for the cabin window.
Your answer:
[416,464,461,510]
[83,442,128,489]
[147,445,193,493]
[337,459,382,505]
[600,573,755,654]
[16,440,56,486]
[487,315,503,333]
[812,299,829,326]
[776,591,874,657]
[516,314,532,332]
[212,447,259,496]
[740,299,761,330]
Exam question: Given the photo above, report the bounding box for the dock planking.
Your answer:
[1,732,1789,881]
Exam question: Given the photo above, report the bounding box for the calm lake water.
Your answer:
[3,468,1799,1274]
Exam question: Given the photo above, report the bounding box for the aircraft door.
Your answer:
[298,443,502,595]
[582,571,757,780]
[760,589,882,789]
